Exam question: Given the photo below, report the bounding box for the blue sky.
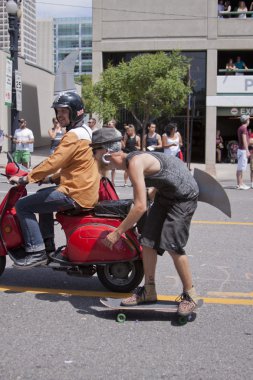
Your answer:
[36,0,92,19]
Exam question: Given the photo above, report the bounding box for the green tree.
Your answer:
[82,51,191,131]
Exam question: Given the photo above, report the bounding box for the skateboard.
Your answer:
[100,297,203,325]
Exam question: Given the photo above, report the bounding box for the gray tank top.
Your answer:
[126,151,199,200]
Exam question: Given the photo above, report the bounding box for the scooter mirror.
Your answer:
[7,152,14,163]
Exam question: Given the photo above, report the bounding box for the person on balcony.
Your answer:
[223,1,232,17]
[237,1,248,19]
[218,1,224,18]
[225,58,236,74]
[234,56,248,76]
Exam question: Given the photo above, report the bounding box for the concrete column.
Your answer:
[205,49,218,175]
[92,50,103,84]
[205,106,217,175]
[207,0,218,40]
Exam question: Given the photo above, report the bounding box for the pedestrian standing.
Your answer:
[87,117,98,131]
[106,119,122,186]
[13,119,34,168]
[236,114,250,190]
[48,117,65,155]
[142,123,162,152]
[162,123,183,158]
[122,124,141,186]
[248,128,253,188]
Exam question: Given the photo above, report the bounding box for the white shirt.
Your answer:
[14,128,34,151]
[163,133,180,156]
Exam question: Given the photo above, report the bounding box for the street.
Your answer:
[0,175,252,380]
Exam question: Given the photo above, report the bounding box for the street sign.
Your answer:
[15,71,22,111]
[4,58,12,107]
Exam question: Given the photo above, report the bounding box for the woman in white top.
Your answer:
[162,123,183,157]
[237,1,248,18]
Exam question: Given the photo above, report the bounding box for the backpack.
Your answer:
[98,176,119,201]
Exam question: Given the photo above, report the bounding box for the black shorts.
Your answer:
[141,195,197,255]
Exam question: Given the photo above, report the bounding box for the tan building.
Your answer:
[36,19,54,72]
[0,50,55,151]
[92,0,253,168]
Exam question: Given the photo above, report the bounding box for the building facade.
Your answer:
[54,17,92,75]
[36,19,54,72]
[0,0,36,64]
[92,0,253,167]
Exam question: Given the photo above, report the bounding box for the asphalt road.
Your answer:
[0,176,252,380]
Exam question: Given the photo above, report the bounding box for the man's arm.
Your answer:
[135,135,141,150]
[155,134,162,149]
[104,157,147,249]
[116,161,147,234]
[142,134,147,151]
[27,132,85,183]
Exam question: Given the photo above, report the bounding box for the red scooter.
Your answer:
[0,156,143,292]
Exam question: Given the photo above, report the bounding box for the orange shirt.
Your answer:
[27,128,100,208]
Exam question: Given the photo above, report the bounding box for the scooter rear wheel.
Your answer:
[0,256,6,276]
[97,260,144,293]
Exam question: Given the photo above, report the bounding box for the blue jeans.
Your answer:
[15,186,76,253]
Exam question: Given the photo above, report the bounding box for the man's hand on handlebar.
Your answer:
[9,175,28,185]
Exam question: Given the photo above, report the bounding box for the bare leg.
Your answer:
[236,170,243,186]
[169,251,193,291]
[120,246,157,305]
[142,246,157,284]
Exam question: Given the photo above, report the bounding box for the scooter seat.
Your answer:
[94,199,133,218]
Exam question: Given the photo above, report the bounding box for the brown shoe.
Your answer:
[121,284,157,306]
[177,287,199,316]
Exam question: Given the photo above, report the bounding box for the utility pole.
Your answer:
[6,0,22,148]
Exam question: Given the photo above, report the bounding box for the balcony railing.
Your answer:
[219,69,253,74]
[218,11,253,18]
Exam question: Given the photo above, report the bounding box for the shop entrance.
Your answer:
[216,116,239,163]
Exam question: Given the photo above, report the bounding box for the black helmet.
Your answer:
[52,92,85,126]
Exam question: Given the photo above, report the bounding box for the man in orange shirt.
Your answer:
[9,92,100,268]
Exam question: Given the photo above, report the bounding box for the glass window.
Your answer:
[58,24,79,36]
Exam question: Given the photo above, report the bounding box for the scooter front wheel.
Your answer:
[97,260,144,293]
[0,256,6,277]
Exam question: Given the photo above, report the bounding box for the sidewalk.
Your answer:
[0,147,238,182]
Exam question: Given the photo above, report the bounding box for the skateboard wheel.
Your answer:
[116,313,126,323]
[178,316,188,325]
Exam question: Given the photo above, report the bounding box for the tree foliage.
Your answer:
[82,51,191,130]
